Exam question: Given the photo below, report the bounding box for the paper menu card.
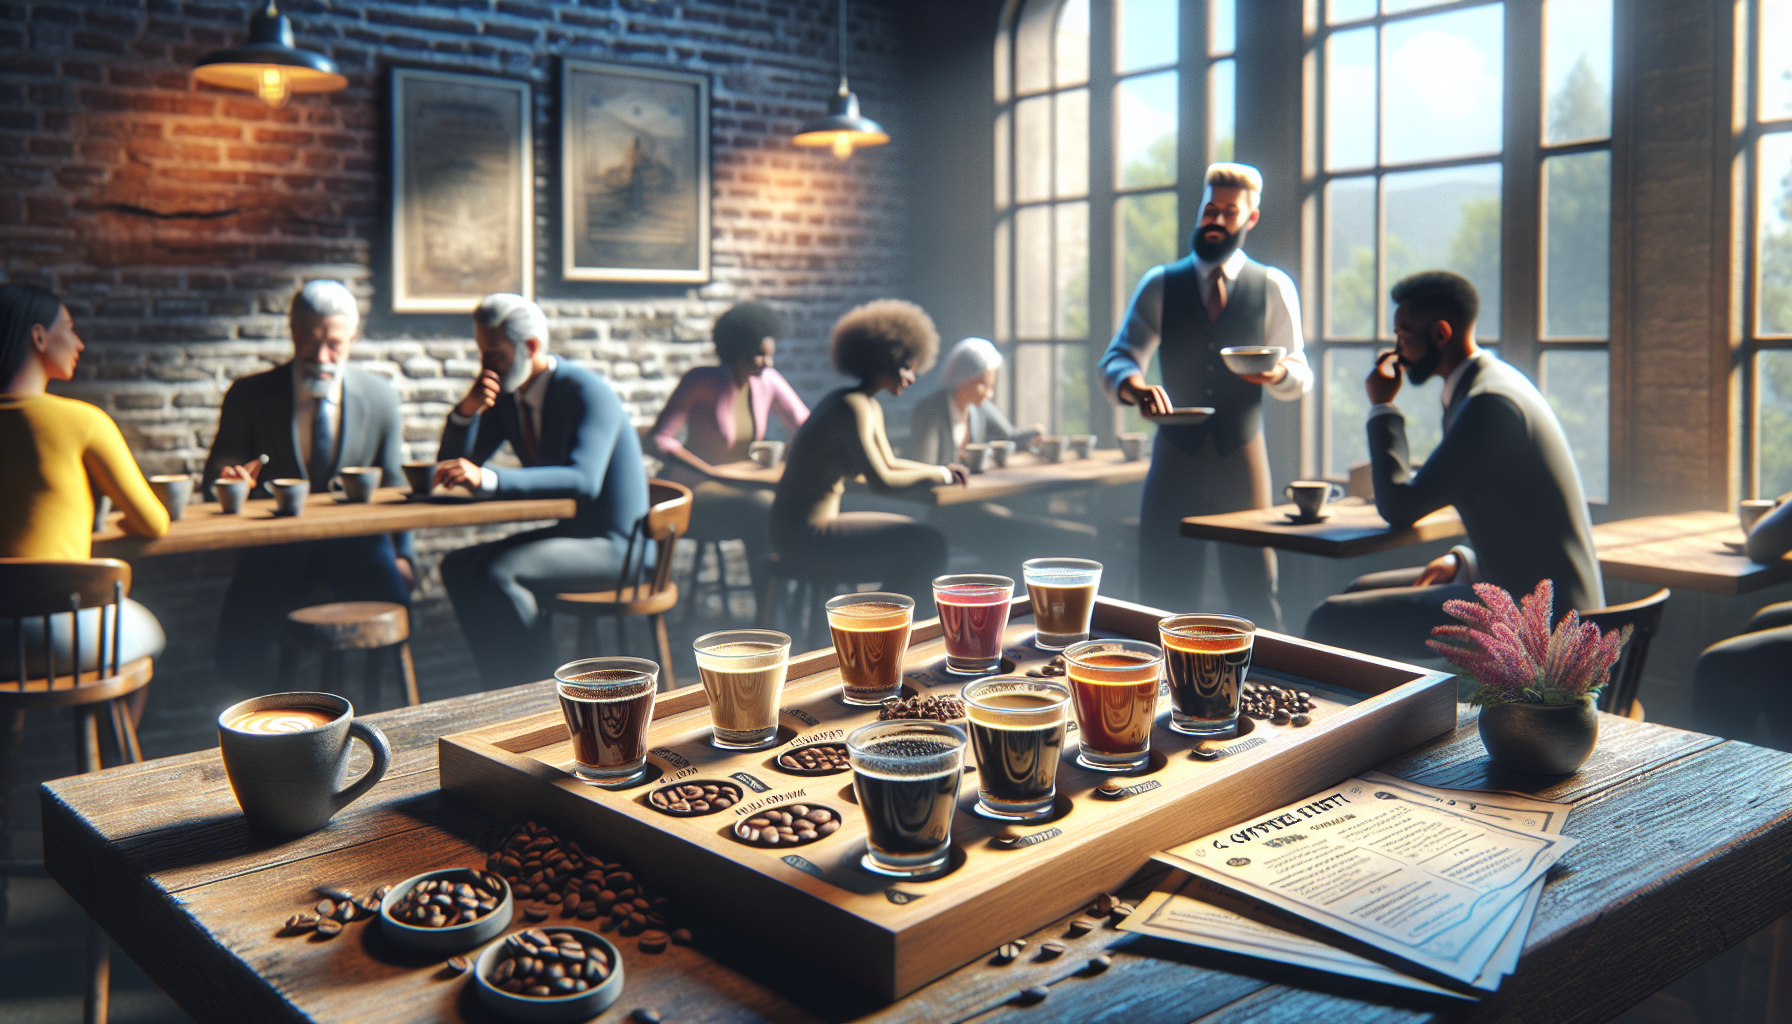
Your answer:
[1152,776,1578,986]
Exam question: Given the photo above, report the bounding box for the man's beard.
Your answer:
[297,360,338,398]
[1192,223,1248,263]
[487,346,533,394]
[1401,340,1445,385]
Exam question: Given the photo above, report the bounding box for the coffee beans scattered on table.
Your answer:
[1024,655,1068,679]
[1241,684,1315,724]
[778,743,850,773]
[486,821,686,942]
[648,780,742,815]
[732,804,841,847]
[388,872,506,929]
[486,928,611,997]
[878,694,965,722]
[445,955,470,974]
[282,885,378,938]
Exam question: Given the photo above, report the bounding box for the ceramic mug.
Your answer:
[1285,481,1343,519]
[1067,434,1095,460]
[270,478,309,517]
[1740,498,1779,536]
[988,440,1015,468]
[401,461,435,497]
[214,478,250,514]
[749,440,785,468]
[331,466,382,504]
[962,443,989,474]
[1119,431,1148,461]
[1037,436,1065,464]
[217,692,391,836]
[148,474,192,522]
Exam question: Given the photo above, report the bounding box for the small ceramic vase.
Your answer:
[1477,700,1598,775]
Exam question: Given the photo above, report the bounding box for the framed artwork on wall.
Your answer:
[391,67,533,312]
[561,59,710,283]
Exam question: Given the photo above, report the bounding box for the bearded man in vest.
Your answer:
[1100,163,1311,628]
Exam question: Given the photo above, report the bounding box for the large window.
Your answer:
[1744,0,1792,498]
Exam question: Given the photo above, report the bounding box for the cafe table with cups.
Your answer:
[42,539,1792,1023]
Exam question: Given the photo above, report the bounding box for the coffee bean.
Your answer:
[445,955,470,974]
[879,695,966,722]
[631,1011,662,1024]
[524,904,549,922]
[485,929,609,998]
[1087,954,1112,973]
[733,804,839,847]
[284,913,319,933]
[778,743,850,772]
[1093,893,1117,916]
[1112,902,1136,920]
[315,886,355,902]
[314,918,342,938]
[314,898,336,917]
[1067,918,1097,936]
[1292,714,1311,727]
[371,884,393,901]
[1040,941,1066,958]
[993,943,1020,964]
[671,927,693,945]
[1014,985,1050,1004]
[639,930,669,954]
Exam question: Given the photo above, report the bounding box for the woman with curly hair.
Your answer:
[771,300,965,608]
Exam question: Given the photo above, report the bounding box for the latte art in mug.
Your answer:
[227,706,338,734]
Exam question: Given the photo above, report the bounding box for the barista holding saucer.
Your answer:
[1100,163,1310,628]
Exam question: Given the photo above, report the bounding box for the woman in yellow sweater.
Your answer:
[1,284,168,678]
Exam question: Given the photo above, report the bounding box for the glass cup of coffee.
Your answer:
[825,592,915,705]
[1022,557,1102,650]
[555,657,660,785]
[1063,638,1164,772]
[961,676,1070,821]
[1158,614,1255,737]
[749,440,785,468]
[1285,480,1344,519]
[693,628,791,751]
[932,574,1014,675]
[847,719,967,877]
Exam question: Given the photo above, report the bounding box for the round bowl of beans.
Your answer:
[378,867,513,953]
[472,926,623,1022]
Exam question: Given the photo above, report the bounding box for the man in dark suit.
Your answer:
[202,280,413,686]
[435,294,649,688]
[1305,271,1603,661]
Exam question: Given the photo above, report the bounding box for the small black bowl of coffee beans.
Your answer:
[776,742,851,776]
[472,926,623,1022]
[646,779,742,817]
[731,803,842,848]
[378,868,513,953]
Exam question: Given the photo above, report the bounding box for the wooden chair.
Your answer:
[757,551,865,649]
[1584,588,1671,720]
[549,480,693,689]
[0,558,155,1024]
[277,602,420,710]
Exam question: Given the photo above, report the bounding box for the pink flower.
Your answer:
[1428,579,1633,706]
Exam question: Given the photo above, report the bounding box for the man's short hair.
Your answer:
[1205,162,1263,207]
[830,299,940,382]
[291,280,359,331]
[474,293,550,352]
[713,301,786,365]
[1390,271,1479,337]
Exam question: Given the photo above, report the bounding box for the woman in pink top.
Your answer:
[650,302,809,576]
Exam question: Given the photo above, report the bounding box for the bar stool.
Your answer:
[277,602,420,709]
[0,558,155,1024]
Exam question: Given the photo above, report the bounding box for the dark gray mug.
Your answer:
[332,466,382,504]
[218,692,391,836]
[214,478,249,514]
[148,474,192,521]
[270,478,308,517]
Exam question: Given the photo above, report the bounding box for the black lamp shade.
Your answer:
[192,4,346,104]
[792,89,889,159]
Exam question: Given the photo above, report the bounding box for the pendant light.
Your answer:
[192,2,346,108]
[792,0,889,160]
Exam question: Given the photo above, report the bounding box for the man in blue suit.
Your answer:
[435,294,649,687]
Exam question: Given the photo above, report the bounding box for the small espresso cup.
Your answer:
[1037,435,1065,464]
[214,478,249,514]
[1119,431,1148,461]
[148,474,192,522]
[749,440,785,468]
[1285,480,1343,519]
[988,440,1015,468]
[218,692,392,836]
[270,478,309,517]
[332,466,383,504]
[1067,434,1095,460]
[962,442,989,474]
[402,460,436,497]
[1741,498,1779,536]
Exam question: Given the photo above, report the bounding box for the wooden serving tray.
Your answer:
[439,597,1455,999]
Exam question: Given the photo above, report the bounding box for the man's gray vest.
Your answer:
[1157,254,1270,457]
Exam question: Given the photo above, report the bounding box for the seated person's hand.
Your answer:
[220,460,262,484]
[1366,350,1403,406]
[455,370,502,419]
[946,463,970,486]
[1239,363,1290,386]
[1411,552,1460,588]
[433,458,483,494]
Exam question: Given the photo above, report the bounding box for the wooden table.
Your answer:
[91,488,576,558]
[1181,497,1466,558]
[1590,510,1792,595]
[43,683,1792,1023]
[707,449,1150,507]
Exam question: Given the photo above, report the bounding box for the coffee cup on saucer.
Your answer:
[1740,498,1779,535]
[1285,480,1343,520]
[749,440,785,468]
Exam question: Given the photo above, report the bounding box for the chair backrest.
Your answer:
[0,558,132,686]
[1582,588,1671,718]
[615,480,695,601]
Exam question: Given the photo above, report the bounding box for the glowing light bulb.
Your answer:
[256,66,290,107]
[831,134,854,160]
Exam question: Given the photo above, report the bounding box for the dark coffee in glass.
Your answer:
[962,676,1070,821]
[848,721,966,877]
[1159,614,1254,737]
[556,657,659,785]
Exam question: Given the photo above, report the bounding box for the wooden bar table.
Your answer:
[1590,510,1792,595]
[41,681,1792,1022]
[91,488,576,558]
[705,449,1150,507]
[1181,496,1466,558]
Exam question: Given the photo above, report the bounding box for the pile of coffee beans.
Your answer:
[1241,684,1315,726]
[648,780,741,815]
[732,804,841,847]
[1023,655,1068,679]
[486,821,691,952]
[485,928,612,997]
[777,743,849,773]
[281,884,390,939]
[878,694,965,721]
[387,872,506,928]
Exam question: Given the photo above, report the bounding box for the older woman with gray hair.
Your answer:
[905,337,1039,466]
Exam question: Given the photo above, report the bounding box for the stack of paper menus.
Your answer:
[1125,772,1574,996]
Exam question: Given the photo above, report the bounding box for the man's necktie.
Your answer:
[308,395,335,489]
[518,398,540,464]
[1206,267,1227,324]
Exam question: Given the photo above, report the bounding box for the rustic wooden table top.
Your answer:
[1180,497,1466,558]
[706,450,1149,507]
[90,488,577,558]
[43,681,1792,1023]
[1590,510,1792,595]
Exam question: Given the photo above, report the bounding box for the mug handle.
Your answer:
[1282,484,1295,502]
[327,475,345,497]
[331,720,392,814]
[1327,483,1345,503]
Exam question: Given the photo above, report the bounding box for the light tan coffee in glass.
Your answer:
[693,629,792,750]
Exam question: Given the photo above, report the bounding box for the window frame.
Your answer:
[1739,0,1792,499]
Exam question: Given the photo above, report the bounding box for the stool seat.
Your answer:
[284,602,410,650]
[551,583,680,619]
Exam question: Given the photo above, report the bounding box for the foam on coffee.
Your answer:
[227,707,337,734]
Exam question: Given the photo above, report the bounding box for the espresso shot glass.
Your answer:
[555,657,660,785]
[962,676,1070,821]
[848,720,967,878]
[825,592,915,705]
[1159,614,1254,737]
[932,574,1014,675]
[1063,638,1164,772]
[693,628,791,751]
[1021,557,1102,651]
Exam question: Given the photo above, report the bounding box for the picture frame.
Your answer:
[561,59,710,283]
[390,67,533,313]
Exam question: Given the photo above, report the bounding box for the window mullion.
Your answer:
[1086,0,1118,439]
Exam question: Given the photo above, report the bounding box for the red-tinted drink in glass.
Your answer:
[932,574,1015,675]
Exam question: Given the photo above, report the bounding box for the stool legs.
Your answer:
[84,920,109,1024]
[398,642,420,707]
[652,614,675,689]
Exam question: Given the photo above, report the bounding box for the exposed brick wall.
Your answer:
[0,0,912,758]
